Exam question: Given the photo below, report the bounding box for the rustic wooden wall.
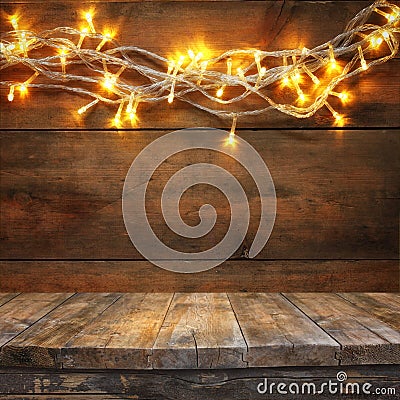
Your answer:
[0,0,399,291]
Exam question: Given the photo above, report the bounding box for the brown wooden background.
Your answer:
[0,0,399,292]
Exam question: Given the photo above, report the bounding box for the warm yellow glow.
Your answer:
[96,31,113,51]
[216,87,224,98]
[302,65,320,85]
[370,36,383,48]
[228,114,238,145]
[227,58,232,76]
[375,8,398,23]
[330,91,349,103]
[84,11,96,33]
[382,30,390,39]
[328,43,337,69]
[77,28,88,49]
[292,69,301,82]
[8,85,14,102]
[254,50,262,75]
[282,76,290,86]
[18,84,27,95]
[325,101,343,122]
[59,49,67,76]
[77,98,99,115]
[113,101,124,128]
[102,72,116,91]
[358,46,368,70]
[9,15,19,30]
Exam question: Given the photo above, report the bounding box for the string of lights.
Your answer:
[0,0,399,143]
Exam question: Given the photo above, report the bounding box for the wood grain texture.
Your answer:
[0,365,399,399]
[338,293,400,330]
[62,293,173,369]
[0,260,398,292]
[284,293,400,365]
[0,293,72,347]
[0,2,399,130]
[0,293,19,307]
[1,130,398,261]
[0,293,121,368]
[228,293,339,367]
[152,293,248,369]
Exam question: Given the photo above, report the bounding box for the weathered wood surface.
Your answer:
[0,365,399,399]
[1,130,398,262]
[227,293,339,367]
[62,293,173,369]
[0,293,72,348]
[338,293,400,330]
[0,293,121,368]
[152,293,247,369]
[0,294,19,308]
[0,1,399,130]
[284,293,400,365]
[0,260,397,292]
[0,293,400,370]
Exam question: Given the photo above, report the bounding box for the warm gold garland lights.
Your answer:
[0,1,399,143]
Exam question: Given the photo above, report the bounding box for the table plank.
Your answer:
[62,293,173,369]
[284,293,400,365]
[0,293,121,368]
[0,293,19,307]
[0,293,72,348]
[338,293,400,330]
[152,293,247,369]
[1,130,398,261]
[228,293,340,367]
[0,2,398,129]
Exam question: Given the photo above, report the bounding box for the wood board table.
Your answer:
[0,292,399,399]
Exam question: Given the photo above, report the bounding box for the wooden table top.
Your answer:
[0,292,399,370]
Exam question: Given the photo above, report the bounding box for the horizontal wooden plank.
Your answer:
[338,293,400,330]
[0,293,19,307]
[0,365,400,399]
[0,260,398,292]
[228,293,339,367]
[62,293,173,369]
[1,130,398,260]
[0,1,399,129]
[0,293,121,368]
[284,293,400,365]
[0,293,72,347]
[152,293,248,369]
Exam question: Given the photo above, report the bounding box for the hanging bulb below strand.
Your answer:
[228,114,238,145]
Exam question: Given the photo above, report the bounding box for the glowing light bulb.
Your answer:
[167,56,185,103]
[375,8,398,22]
[328,43,337,69]
[96,31,112,51]
[255,66,266,88]
[227,57,232,76]
[370,36,383,48]
[102,72,116,91]
[18,84,27,95]
[358,46,368,70]
[77,27,88,49]
[254,51,262,75]
[302,65,320,85]
[330,91,349,103]
[282,76,290,86]
[77,98,99,115]
[382,30,390,39]
[113,101,124,128]
[325,101,343,122]
[228,114,238,145]
[85,11,96,33]
[9,15,19,30]
[216,86,224,98]
[59,49,67,76]
[8,85,15,102]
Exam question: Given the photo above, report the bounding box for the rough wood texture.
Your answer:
[1,293,399,371]
[228,293,339,367]
[0,1,399,130]
[284,293,400,365]
[0,365,399,399]
[0,294,19,307]
[152,293,248,369]
[0,293,121,368]
[62,293,173,369]
[1,130,398,261]
[0,260,398,292]
[338,293,400,330]
[0,293,72,347]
